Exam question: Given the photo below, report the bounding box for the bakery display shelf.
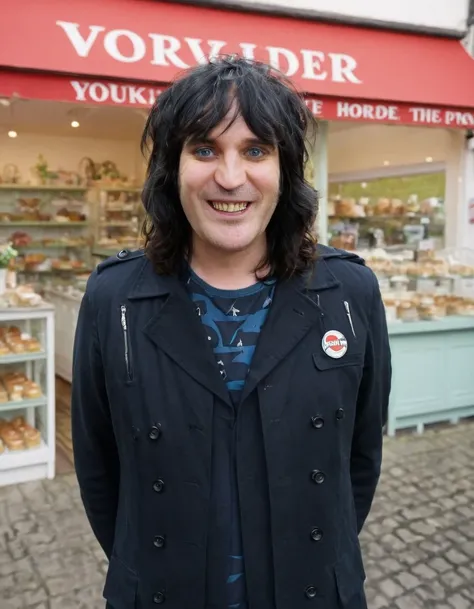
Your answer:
[0,221,89,227]
[99,221,133,227]
[92,247,122,257]
[0,305,54,485]
[0,351,46,364]
[16,242,87,250]
[0,184,87,192]
[0,397,47,414]
[99,186,142,193]
[0,438,48,471]
[17,267,93,275]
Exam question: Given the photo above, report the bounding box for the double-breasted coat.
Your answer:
[71,244,391,609]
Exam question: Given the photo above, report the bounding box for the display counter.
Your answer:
[387,316,474,436]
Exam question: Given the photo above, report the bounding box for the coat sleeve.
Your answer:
[71,279,119,559]
[350,271,391,533]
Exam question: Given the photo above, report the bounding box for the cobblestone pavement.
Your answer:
[1,420,473,609]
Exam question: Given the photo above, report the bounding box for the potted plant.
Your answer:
[0,242,18,294]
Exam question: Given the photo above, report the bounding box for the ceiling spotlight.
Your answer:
[7,130,17,138]
[425,156,433,163]
[71,120,80,128]
[383,160,390,166]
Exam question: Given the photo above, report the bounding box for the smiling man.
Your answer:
[72,56,391,609]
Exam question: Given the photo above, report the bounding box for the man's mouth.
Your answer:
[207,201,249,213]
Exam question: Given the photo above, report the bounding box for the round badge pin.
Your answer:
[322,330,348,359]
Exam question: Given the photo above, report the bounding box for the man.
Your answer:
[72,56,391,609]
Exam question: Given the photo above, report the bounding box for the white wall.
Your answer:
[327,124,452,174]
[231,0,469,33]
[0,133,141,185]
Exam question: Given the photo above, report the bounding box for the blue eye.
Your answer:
[195,147,214,158]
[247,147,265,158]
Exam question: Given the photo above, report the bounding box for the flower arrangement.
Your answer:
[0,243,18,269]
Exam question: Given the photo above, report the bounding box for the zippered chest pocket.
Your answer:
[120,304,134,382]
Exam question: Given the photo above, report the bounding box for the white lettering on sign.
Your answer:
[444,110,474,127]
[56,20,362,84]
[56,21,105,57]
[409,107,442,124]
[104,29,147,63]
[69,80,162,106]
[337,102,399,121]
[305,99,324,116]
[329,54,361,84]
[266,47,299,77]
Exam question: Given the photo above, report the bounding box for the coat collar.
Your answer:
[126,253,341,301]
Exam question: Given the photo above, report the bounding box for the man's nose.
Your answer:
[214,154,246,191]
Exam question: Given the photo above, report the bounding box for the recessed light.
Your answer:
[7,130,17,138]
[71,120,80,128]
[383,160,390,166]
[361,182,367,189]
[425,156,433,163]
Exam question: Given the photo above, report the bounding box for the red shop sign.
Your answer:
[1,71,473,130]
[1,0,474,108]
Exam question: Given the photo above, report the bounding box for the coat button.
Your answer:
[311,470,325,484]
[149,425,162,440]
[153,592,166,604]
[153,535,166,548]
[153,479,165,493]
[305,585,318,599]
[311,527,323,542]
[336,408,345,420]
[117,249,129,259]
[311,416,324,429]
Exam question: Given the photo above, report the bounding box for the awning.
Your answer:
[1,0,474,111]
[2,70,474,129]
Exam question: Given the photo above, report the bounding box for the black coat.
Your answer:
[71,245,391,609]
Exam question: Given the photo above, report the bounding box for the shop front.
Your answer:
[1,0,474,483]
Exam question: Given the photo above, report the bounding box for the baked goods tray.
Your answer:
[0,397,47,413]
[0,351,46,364]
[0,438,48,471]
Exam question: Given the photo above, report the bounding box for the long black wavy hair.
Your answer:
[141,55,318,279]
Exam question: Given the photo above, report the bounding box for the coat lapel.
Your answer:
[128,259,232,408]
[240,257,341,403]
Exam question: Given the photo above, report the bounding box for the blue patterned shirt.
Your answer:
[185,268,275,609]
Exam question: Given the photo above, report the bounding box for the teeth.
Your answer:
[210,201,248,213]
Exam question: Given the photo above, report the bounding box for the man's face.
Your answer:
[178,104,280,256]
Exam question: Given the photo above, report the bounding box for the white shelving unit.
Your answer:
[0,305,55,486]
[43,288,82,383]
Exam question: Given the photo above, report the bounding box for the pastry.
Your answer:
[0,439,4,455]
[0,342,10,355]
[24,338,41,352]
[11,416,26,429]
[8,384,24,401]
[23,427,41,448]
[2,428,24,451]
[23,382,41,399]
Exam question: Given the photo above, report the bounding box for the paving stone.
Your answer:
[411,563,438,580]
[395,595,425,609]
[440,570,466,590]
[379,579,404,599]
[395,572,420,590]
[448,593,471,609]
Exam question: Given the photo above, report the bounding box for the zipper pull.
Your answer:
[344,301,356,338]
[121,304,127,330]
